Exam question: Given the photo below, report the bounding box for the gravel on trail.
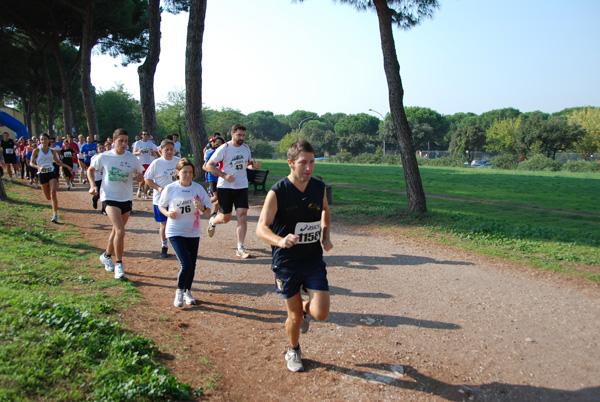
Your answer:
[46,182,600,401]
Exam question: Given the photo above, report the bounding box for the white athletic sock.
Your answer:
[162,241,167,247]
[237,243,244,250]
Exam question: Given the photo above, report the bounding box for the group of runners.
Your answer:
[2,124,333,372]
[0,131,101,222]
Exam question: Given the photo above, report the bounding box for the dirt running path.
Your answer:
[47,181,600,401]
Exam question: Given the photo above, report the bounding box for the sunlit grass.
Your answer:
[0,185,202,401]
[261,160,600,280]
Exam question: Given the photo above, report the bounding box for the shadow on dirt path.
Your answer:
[13,177,600,401]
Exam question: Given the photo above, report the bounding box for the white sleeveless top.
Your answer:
[36,147,55,169]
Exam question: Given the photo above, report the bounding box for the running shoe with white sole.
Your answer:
[137,189,142,198]
[174,289,183,307]
[183,290,197,305]
[99,253,115,272]
[114,262,126,279]
[285,346,304,372]
[160,246,168,258]
[300,313,310,334]
[236,246,250,259]
[207,217,216,238]
[51,214,58,223]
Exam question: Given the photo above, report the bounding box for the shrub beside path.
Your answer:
[51,183,600,401]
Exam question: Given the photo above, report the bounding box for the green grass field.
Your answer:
[260,160,600,280]
[0,189,201,401]
[0,162,598,399]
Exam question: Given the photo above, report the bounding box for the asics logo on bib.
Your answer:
[299,224,320,232]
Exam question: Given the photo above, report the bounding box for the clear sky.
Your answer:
[90,0,600,117]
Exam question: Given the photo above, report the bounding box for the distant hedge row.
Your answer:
[327,152,600,172]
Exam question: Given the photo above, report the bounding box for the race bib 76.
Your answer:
[175,198,194,215]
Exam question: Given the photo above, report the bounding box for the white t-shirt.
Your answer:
[90,153,104,182]
[173,141,181,156]
[133,140,158,165]
[144,156,180,205]
[159,181,211,238]
[90,150,144,202]
[77,141,85,159]
[209,142,252,190]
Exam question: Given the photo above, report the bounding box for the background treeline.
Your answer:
[3,74,599,172]
[93,87,600,171]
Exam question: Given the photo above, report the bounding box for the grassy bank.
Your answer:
[261,160,600,280]
[0,186,201,401]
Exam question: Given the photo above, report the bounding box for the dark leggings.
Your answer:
[92,180,102,204]
[28,165,37,180]
[168,236,200,291]
[20,159,26,178]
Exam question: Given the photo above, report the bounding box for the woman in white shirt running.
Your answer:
[158,158,212,307]
[30,133,73,223]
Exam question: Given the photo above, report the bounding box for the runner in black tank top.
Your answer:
[256,139,333,373]
[270,176,325,272]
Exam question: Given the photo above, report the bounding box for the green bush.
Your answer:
[247,139,274,159]
[353,153,381,164]
[562,160,600,173]
[427,156,465,167]
[518,154,563,171]
[415,155,429,166]
[491,154,519,170]
[330,152,404,165]
[380,154,402,165]
[330,151,353,163]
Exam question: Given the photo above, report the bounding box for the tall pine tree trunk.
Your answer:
[69,53,82,135]
[80,0,99,137]
[22,97,32,136]
[31,85,42,136]
[374,0,427,213]
[52,43,74,137]
[185,0,208,177]
[138,0,160,137]
[42,50,56,137]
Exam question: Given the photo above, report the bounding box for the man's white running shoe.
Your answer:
[137,189,142,198]
[285,346,304,372]
[114,262,126,279]
[51,214,58,223]
[99,253,114,272]
[183,290,197,305]
[174,289,184,307]
[236,246,250,259]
